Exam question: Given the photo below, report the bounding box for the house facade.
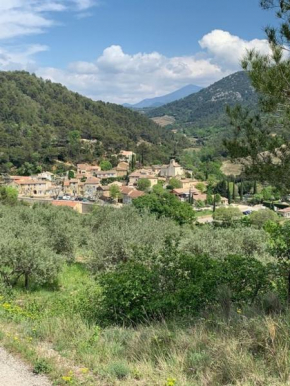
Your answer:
[160,159,184,178]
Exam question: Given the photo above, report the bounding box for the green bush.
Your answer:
[213,207,242,225]
[87,206,180,273]
[107,361,130,379]
[98,239,280,324]
[33,358,52,374]
[249,209,279,228]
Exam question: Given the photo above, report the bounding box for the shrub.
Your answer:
[180,225,271,262]
[98,239,279,324]
[87,206,180,273]
[0,186,18,206]
[133,191,196,225]
[249,209,279,228]
[98,241,219,324]
[107,361,130,379]
[168,178,182,189]
[137,178,151,191]
[213,207,242,225]
[33,358,52,374]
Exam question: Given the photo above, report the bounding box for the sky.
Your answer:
[0,0,278,104]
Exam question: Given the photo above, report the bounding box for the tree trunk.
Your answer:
[25,273,29,290]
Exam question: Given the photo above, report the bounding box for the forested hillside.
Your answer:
[148,71,258,129]
[0,71,185,174]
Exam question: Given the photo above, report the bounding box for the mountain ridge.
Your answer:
[0,71,187,174]
[148,71,258,128]
[124,84,202,109]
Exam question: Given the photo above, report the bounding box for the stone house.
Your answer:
[160,159,184,178]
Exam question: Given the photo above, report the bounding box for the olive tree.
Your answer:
[87,206,180,273]
[0,210,62,288]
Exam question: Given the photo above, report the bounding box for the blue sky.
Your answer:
[0,0,277,103]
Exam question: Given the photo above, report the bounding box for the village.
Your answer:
[0,150,228,214]
[2,149,290,220]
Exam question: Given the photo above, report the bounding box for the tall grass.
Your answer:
[0,265,290,386]
[1,264,290,385]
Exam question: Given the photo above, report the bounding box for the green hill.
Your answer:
[0,71,186,174]
[148,71,258,129]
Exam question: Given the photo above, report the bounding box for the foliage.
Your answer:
[213,207,242,225]
[224,2,290,191]
[0,71,185,173]
[0,203,85,288]
[195,182,206,193]
[0,206,62,288]
[100,160,113,171]
[168,178,182,189]
[109,184,121,200]
[98,239,277,324]
[1,261,289,386]
[133,191,196,225]
[0,186,18,206]
[265,221,290,301]
[68,170,75,180]
[195,200,205,209]
[249,209,279,228]
[181,225,272,262]
[137,178,151,191]
[86,206,180,272]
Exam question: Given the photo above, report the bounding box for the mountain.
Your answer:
[0,71,188,174]
[125,84,202,109]
[148,72,258,129]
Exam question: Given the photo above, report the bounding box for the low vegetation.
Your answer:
[0,199,290,385]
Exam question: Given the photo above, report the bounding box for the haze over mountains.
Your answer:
[148,71,258,128]
[124,84,202,109]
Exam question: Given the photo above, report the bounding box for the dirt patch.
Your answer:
[221,160,244,176]
[151,115,175,127]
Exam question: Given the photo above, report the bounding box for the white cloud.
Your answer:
[38,44,227,104]
[0,0,97,40]
[199,29,271,70]
[0,18,272,104]
[73,0,96,10]
[0,44,49,71]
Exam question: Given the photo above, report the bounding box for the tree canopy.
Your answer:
[224,1,290,191]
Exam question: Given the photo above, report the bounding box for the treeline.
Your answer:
[0,195,289,325]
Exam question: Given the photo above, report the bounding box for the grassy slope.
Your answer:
[1,264,290,386]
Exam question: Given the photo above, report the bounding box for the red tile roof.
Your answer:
[129,190,145,199]
[278,207,290,213]
[85,177,100,184]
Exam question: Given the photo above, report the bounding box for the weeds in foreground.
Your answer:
[1,264,290,385]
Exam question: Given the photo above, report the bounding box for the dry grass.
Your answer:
[151,115,176,127]
[1,265,290,385]
[221,160,244,176]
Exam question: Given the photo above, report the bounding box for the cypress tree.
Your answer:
[240,180,244,201]
[253,180,257,195]
[232,180,236,201]
[227,183,232,205]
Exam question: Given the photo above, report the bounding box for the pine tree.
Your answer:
[224,1,290,192]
